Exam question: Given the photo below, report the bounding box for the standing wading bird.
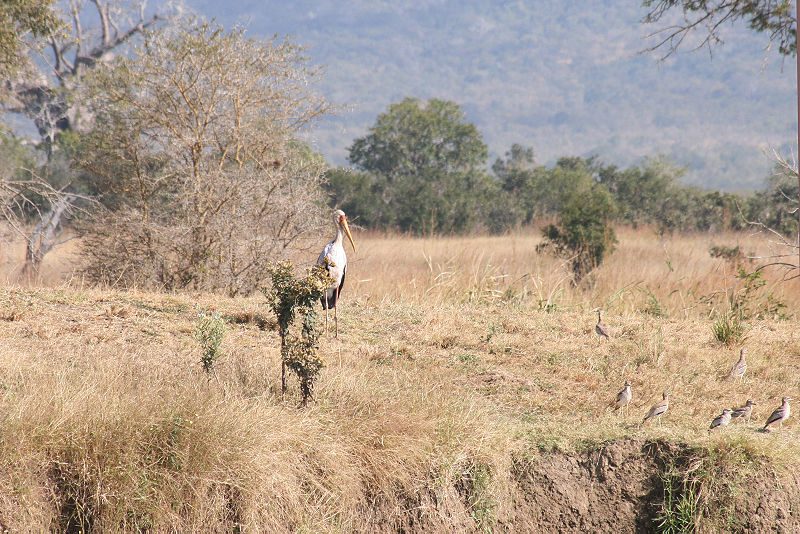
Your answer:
[730,399,755,423]
[642,391,670,426]
[763,397,792,432]
[728,348,747,381]
[317,209,356,338]
[595,310,610,341]
[612,380,632,416]
[709,408,733,431]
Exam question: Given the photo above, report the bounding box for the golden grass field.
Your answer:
[1,227,799,530]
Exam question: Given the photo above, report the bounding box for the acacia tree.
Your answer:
[348,97,491,234]
[75,22,333,295]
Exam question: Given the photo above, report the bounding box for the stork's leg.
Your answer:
[334,286,340,338]
[323,293,329,335]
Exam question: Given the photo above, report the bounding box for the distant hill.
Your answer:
[185,0,796,191]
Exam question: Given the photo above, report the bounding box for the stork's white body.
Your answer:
[317,233,348,305]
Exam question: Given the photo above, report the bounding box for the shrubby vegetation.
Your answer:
[74,22,332,295]
[539,177,617,282]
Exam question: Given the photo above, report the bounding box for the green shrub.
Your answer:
[539,182,617,282]
[195,313,226,373]
[263,261,332,405]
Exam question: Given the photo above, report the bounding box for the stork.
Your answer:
[317,209,356,337]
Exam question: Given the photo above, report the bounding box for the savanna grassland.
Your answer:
[1,227,800,532]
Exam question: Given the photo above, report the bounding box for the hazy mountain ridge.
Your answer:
[187,0,796,190]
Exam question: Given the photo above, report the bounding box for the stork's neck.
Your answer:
[333,223,344,246]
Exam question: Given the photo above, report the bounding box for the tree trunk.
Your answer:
[22,194,75,277]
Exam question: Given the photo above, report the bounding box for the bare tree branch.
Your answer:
[641,0,797,59]
[3,0,183,150]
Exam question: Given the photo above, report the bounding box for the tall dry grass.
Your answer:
[1,227,800,530]
[0,288,518,531]
[5,226,799,319]
[346,227,800,317]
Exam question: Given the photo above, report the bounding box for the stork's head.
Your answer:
[624,380,631,387]
[334,209,356,252]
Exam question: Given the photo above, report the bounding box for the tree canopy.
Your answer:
[3,0,181,149]
[345,97,491,234]
[0,0,61,89]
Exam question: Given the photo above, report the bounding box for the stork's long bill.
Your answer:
[341,216,356,253]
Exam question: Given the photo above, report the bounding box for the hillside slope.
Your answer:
[186,0,796,190]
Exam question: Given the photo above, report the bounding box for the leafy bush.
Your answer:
[263,261,332,405]
[539,182,617,282]
[195,313,227,373]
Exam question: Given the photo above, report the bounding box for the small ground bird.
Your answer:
[727,348,747,380]
[763,397,792,432]
[595,309,610,341]
[612,380,632,416]
[642,391,670,425]
[709,408,733,431]
[730,399,755,423]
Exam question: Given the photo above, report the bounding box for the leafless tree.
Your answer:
[0,171,76,277]
[3,0,183,150]
[75,22,334,295]
[742,150,800,280]
[1,1,182,275]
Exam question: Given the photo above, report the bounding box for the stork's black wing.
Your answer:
[321,264,346,309]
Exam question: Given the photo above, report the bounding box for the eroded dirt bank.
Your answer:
[510,439,800,533]
[358,439,800,533]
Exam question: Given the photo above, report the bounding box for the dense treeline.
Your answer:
[326,98,798,238]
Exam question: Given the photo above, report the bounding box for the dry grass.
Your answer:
[0,288,517,531]
[1,227,799,530]
[347,227,800,317]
